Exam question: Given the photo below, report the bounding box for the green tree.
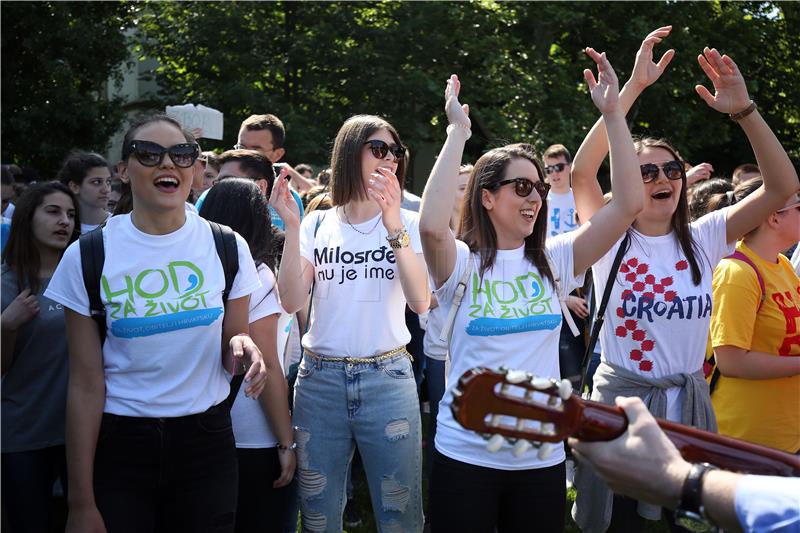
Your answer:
[1,1,133,178]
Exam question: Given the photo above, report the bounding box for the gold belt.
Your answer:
[303,346,410,364]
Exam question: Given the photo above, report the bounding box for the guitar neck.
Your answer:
[578,400,800,477]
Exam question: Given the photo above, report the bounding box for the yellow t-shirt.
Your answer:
[710,241,800,453]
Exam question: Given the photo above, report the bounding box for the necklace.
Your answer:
[342,205,382,235]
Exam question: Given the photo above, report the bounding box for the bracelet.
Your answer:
[386,228,410,250]
[446,123,472,140]
[729,101,756,122]
[278,442,297,451]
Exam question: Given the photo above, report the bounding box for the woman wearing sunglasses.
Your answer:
[419,48,643,532]
[44,114,268,533]
[569,28,799,532]
[708,178,800,454]
[270,115,430,531]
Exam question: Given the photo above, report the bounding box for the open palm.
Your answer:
[695,47,750,114]
[444,74,471,129]
[630,26,675,89]
[584,48,619,114]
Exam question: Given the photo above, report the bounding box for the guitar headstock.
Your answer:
[451,367,582,458]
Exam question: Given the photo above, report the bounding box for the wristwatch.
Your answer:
[386,227,410,250]
[674,462,719,532]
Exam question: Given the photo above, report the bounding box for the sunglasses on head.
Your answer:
[640,160,685,183]
[544,162,566,175]
[486,177,550,200]
[777,200,800,213]
[124,140,200,168]
[364,140,406,161]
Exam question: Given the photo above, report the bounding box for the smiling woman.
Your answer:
[43,114,269,532]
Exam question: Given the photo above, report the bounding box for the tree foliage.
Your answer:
[3,2,797,189]
[1,2,134,178]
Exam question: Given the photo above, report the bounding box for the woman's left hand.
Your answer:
[274,447,297,488]
[695,47,751,114]
[230,334,268,398]
[584,47,620,115]
[368,167,403,232]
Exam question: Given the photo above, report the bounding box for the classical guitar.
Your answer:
[451,367,800,477]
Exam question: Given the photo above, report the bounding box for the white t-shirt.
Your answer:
[434,234,580,470]
[299,208,423,357]
[232,264,284,448]
[546,189,578,238]
[593,208,734,421]
[44,212,261,417]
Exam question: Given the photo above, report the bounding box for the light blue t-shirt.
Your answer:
[735,475,800,532]
[194,187,304,230]
[1,217,11,253]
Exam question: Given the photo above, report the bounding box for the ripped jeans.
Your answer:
[293,351,423,533]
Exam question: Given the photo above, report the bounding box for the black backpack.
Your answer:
[79,221,245,408]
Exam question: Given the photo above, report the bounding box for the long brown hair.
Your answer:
[634,137,703,285]
[459,143,554,286]
[2,182,80,294]
[329,115,407,206]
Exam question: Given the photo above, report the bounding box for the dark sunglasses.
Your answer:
[364,140,406,160]
[124,140,200,168]
[486,178,550,200]
[640,160,685,183]
[544,162,566,174]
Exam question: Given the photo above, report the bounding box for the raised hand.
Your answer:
[695,47,751,114]
[686,162,714,186]
[1,288,39,330]
[445,74,471,129]
[267,167,300,229]
[583,48,620,115]
[367,167,403,232]
[629,26,676,90]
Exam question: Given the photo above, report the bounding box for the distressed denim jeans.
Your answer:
[293,351,423,533]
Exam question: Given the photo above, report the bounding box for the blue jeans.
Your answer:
[293,352,423,533]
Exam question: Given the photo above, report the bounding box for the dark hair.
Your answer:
[56,151,111,187]
[201,151,220,172]
[2,182,80,294]
[543,144,572,164]
[240,114,286,149]
[217,149,275,196]
[732,163,760,185]
[316,168,331,187]
[2,166,15,185]
[707,176,763,214]
[198,178,276,270]
[329,115,407,205]
[459,143,554,285]
[688,178,733,221]
[634,137,703,285]
[295,163,313,177]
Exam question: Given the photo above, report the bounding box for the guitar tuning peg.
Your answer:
[558,379,573,400]
[512,439,532,457]
[530,376,552,390]
[506,369,528,384]
[537,442,554,460]
[486,434,504,453]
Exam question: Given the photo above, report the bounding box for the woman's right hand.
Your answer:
[583,48,620,115]
[1,288,39,331]
[628,26,676,91]
[268,167,300,229]
[445,74,471,129]
[66,503,107,533]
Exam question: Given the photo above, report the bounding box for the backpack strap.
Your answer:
[208,221,244,410]
[578,233,629,393]
[709,249,765,395]
[79,228,107,344]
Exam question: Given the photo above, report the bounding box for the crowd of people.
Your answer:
[1,26,798,533]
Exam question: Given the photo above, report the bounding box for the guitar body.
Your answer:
[451,367,800,477]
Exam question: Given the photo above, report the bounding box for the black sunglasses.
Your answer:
[364,140,406,161]
[544,162,566,175]
[124,140,200,168]
[486,178,550,200]
[640,160,685,183]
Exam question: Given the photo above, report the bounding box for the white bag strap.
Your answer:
[439,258,474,344]
[544,251,580,337]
